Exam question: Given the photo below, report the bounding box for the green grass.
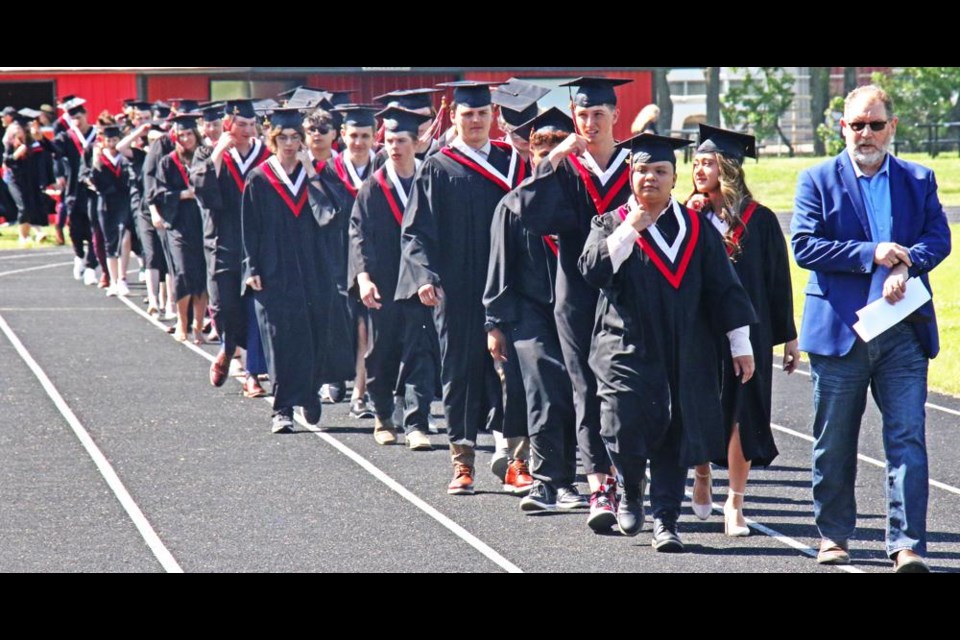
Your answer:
[789,224,960,396]
[676,153,960,212]
[0,224,64,250]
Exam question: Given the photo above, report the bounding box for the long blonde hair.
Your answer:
[690,152,753,259]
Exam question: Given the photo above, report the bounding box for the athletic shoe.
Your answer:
[520,482,557,512]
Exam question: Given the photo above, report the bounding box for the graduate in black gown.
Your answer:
[192,100,272,392]
[579,133,757,548]
[151,113,208,343]
[371,88,443,171]
[484,107,586,511]
[509,77,634,531]
[241,107,354,434]
[2,113,54,244]
[686,125,800,537]
[396,81,528,495]
[348,106,437,450]
[91,123,134,297]
[491,78,549,165]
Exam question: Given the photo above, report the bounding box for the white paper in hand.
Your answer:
[852,278,931,342]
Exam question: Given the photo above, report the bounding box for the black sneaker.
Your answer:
[301,403,322,426]
[349,398,375,419]
[651,515,684,552]
[520,482,557,513]
[271,410,294,434]
[556,485,590,510]
[617,496,644,537]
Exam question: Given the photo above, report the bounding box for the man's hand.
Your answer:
[150,209,165,230]
[733,354,755,384]
[783,339,800,374]
[245,275,263,291]
[547,133,588,169]
[180,188,195,200]
[874,242,912,268]
[358,274,382,309]
[882,264,910,303]
[625,199,657,233]
[487,327,508,362]
[418,283,443,307]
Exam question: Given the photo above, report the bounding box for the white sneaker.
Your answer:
[115,280,130,297]
[228,358,246,378]
[73,257,84,280]
[428,415,440,434]
[83,268,98,286]
[138,269,147,283]
[105,284,118,297]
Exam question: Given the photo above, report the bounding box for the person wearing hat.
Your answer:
[684,124,799,537]
[198,102,223,147]
[150,113,209,343]
[510,77,634,532]
[51,97,104,283]
[579,132,757,548]
[319,104,380,415]
[192,100,272,396]
[303,107,339,169]
[371,88,443,170]
[491,78,550,164]
[348,106,438,449]
[241,107,354,434]
[485,107,587,510]
[91,121,134,296]
[2,111,55,245]
[396,80,529,495]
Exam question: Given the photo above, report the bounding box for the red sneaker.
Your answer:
[503,459,534,495]
[447,463,475,495]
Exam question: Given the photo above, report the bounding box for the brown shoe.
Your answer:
[405,429,433,451]
[98,273,110,289]
[503,459,534,494]
[209,352,229,387]
[373,417,398,445]
[447,462,475,495]
[893,549,930,573]
[817,538,850,565]
[54,226,65,245]
[242,375,268,398]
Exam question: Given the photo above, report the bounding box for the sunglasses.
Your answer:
[848,120,888,132]
[307,124,332,135]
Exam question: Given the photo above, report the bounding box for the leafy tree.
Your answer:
[720,67,796,157]
[816,96,846,156]
[872,67,960,151]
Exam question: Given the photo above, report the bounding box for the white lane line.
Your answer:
[116,295,523,573]
[774,363,960,418]
[772,422,960,498]
[0,261,72,278]
[0,251,71,261]
[0,313,183,573]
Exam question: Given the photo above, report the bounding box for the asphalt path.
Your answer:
[2,248,958,572]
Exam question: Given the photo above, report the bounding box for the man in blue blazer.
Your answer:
[792,85,951,573]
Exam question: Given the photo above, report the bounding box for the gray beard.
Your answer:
[850,143,887,168]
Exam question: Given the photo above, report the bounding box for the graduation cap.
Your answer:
[2,106,18,117]
[492,79,550,127]
[222,99,258,119]
[101,124,122,138]
[559,77,631,107]
[265,106,307,130]
[57,95,77,110]
[376,106,432,136]
[327,90,356,107]
[152,101,172,119]
[285,88,330,109]
[18,107,43,121]
[437,81,501,108]
[253,98,279,114]
[277,85,325,99]
[60,97,88,116]
[168,98,200,113]
[127,101,153,112]
[332,104,379,129]
[373,88,439,112]
[40,104,56,117]
[696,124,757,162]
[198,101,224,122]
[169,112,201,129]
[511,107,575,142]
[618,133,691,166]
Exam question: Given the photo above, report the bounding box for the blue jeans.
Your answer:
[809,322,929,557]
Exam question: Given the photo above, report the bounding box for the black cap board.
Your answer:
[696,124,757,161]
[618,132,691,165]
[169,113,201,129]
[437,81,500,108]
[266,107,307,130]
[377,106,431,136]
[559,76,631,108]
[511,107,574,142]
[332,104,378,129]
[492,78,550,127]
[373,88,439,111]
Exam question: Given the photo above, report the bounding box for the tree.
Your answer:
[809,67,831,155]
[653,68,673,134]
[720,67,796,157]
[873,67,960,151]
[705,67,721,127]
[843,67,858,94]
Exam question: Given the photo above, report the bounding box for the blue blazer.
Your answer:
[791,152,952,358]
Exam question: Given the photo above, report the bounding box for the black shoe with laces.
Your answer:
[520,482,556,513]
[556,485,590,510]
[617,495,644,536]
[651,514,684,552]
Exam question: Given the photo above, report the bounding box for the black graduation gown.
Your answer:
[241,159,355,411]
[152,150,207,300]
[396,140,528,445]
[510,150,632,473]
[91,151,132,256]
[579,200,758,466]
[3,141,53,225]
[348,165,436,429]
[485,189,576,484]
[706,203,797,467]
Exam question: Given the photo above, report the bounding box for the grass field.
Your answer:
[789,224,960,397]
[0,224,62,250]
[676,152,960,212]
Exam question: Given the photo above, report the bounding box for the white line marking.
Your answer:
[116,295,523,573]
[0,313,183,573]
[772,422,960,498]
[0,261,72,278]
[0,251,71,261]
[774,363,960,418]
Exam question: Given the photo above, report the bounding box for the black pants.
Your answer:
[208,267,247,356]
[366,300,435,435]
[604,422,687,519]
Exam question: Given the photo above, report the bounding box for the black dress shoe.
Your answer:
[651,515,684,552]
[301,403,322,426]
[617,496,644,536]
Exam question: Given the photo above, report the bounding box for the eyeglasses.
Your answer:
[848,120,888,132]
[277,134,302,144]
[307,125,331,135]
